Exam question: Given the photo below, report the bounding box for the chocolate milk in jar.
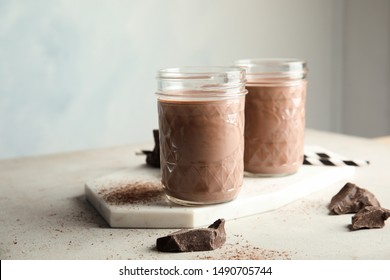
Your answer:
[156,67,247,205]
[234,59,308,176]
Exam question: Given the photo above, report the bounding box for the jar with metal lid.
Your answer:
[156,66,247,205]
[234,59,308,176]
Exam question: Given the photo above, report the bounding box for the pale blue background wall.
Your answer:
[0,0,389,159]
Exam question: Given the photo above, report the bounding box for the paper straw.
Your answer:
[303,156,370,167]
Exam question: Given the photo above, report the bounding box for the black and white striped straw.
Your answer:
[303,152,370,167]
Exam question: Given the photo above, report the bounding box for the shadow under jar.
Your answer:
[234,59,308,176]
[156,67,247,206]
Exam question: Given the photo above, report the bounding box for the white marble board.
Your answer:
[85,146,355,228]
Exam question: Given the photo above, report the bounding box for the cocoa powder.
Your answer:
[197,243,292,260]
[98,181,164,205]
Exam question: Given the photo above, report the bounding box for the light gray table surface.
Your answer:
[1,129,390,260]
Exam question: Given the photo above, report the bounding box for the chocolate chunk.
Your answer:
[329,182,380,214]
[141,129,160,168]
[156,219,226,252]
[351,206,390,230]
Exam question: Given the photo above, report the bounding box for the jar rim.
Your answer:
[156,66,247,100]
[157,66,245,80]
[234,58,306,69]
[234,58,307,80]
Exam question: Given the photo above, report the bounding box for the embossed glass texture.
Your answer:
[156,67,247,205]
[235,59,308,176]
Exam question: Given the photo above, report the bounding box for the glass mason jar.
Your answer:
[234,59,308,176]
[156,67,247,205]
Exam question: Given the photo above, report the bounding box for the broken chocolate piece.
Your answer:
[351,206,390,230]
[141,129,160,168]
[329,182,380,214]
[156,219,226,252]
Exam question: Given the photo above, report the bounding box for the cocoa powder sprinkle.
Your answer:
[197,244,292,260]
[98,181,164,205]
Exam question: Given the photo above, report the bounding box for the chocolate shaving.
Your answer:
[351,206,390,230]
[141,129,160,168]
[328,182,380,214]
[156,219,226,252]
